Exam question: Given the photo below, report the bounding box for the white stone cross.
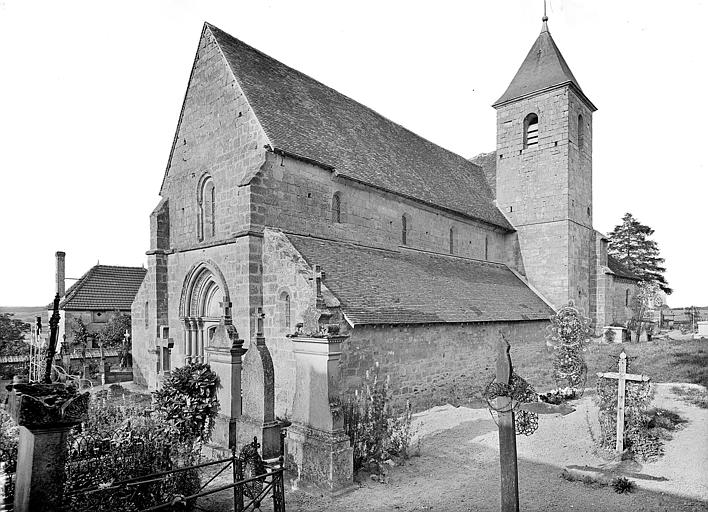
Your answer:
[596,350,650,453]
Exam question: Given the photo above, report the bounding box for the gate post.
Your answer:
[287,335,353,492]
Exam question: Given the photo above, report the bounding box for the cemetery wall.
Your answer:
[256,152,507,262]
[340,320,549,412]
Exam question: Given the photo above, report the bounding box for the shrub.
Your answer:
[343,368,414,473]
[604,328,616,343]
[153,362,221,442]
[612,477,635,494]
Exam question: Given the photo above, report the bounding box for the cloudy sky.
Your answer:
[0,0,705,308]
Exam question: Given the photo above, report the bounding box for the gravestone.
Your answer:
[287,334,353,492]
[238,308,280,459]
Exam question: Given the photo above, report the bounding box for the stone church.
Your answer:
[132,13,637,485]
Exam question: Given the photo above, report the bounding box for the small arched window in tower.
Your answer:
[625,289,630,307]
[401,214,409,245]
[523,113,539,148]
[280,291,291,328]
[578,114,584,152]
[198,176,216,241]
[331,192,341,223]
[449,227,455,254]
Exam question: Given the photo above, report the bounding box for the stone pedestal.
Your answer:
[603,326,624,344]
[287,335,353,492]
[8,384,89,512]
[696,321,708,339]
[205,322,244,449]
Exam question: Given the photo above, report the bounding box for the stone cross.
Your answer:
[596,350,650,453]
[495,336,519,512]
[220,299,233,325]
[493,336,575,512]
[253,307,265,338]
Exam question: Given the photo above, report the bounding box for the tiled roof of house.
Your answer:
[493,21,595,110]
[206,24,512,231]
[607,256,640,281]
[287,234,553,325]
[56,265,147,311]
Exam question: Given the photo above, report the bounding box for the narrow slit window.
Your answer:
[578,114,584,151]
[281,292,291,328]
[401,215,408,245]
[485,235,489,260]
[449,227,454,254]
[625,289,630,307]
[331,193,341,223]
[198,175,216,240]
[523,113,539,148]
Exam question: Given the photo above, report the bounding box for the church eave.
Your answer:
[492,81,597,112]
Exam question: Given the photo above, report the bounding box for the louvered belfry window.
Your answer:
[524,113,539,148]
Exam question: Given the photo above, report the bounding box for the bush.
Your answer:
[153,362,221,442]
[343,368,414,473]
[612,477,635,494]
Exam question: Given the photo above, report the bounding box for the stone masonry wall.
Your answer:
[160,26,268,249]
[610,277,638,326]
[340,321,549,412]
[257,152,506,262]
[131,271,155,388]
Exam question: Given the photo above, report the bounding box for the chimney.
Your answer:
[56,251,66,296]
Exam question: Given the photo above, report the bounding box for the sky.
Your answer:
[0,0,706,308]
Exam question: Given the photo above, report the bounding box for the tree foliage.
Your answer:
[97,311,131,349]
[607,213,671,294]
[153,362,221,442]
[0,313,31,356]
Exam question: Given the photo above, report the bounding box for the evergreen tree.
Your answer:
[607,212,672,294]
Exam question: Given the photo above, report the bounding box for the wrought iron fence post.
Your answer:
[273,455,285,512]
[234,451,244,512]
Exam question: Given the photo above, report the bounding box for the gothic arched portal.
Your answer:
[179,261,231,363]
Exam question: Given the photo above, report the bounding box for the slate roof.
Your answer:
[56,265,147,311]
[287,234,553,325]
[205,24,512,231]
[607,256,640,281]
[493,21,596,110]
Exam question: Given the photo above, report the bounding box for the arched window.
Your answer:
[523,113,539,149]
[280,291,291,328]
[578,114,584,151]
[401,214,409,245]
[198,176,216,241]
[449,227,454,254]
[331,192,341,223]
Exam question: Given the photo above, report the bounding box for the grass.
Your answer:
[670,386,708,408]
[521,338,708,393]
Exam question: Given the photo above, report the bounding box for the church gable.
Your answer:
[160,25,270,244]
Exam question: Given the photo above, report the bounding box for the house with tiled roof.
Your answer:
[132,11,640,466]
[51,252,146,349]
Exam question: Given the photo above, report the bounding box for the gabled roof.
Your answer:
[205,24,512,231]
[607,255,640,281]
[54,265,147,311]
[493,20,596,111]
[287,234,553,325]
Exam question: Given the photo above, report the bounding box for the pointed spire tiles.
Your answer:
[493,9,596,111]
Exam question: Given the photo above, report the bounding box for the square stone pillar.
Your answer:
[205,323,245,449]
[287,335,353,492]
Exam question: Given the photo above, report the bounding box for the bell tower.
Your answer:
[494,11,597,314]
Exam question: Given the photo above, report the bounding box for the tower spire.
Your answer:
[542,0,549,32]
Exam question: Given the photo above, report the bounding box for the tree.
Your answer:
[607,213,672,294]
[628,281,660,341]
[0,313,31,356]
[97,311,131,349]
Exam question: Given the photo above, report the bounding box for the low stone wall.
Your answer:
[340,320,549,412]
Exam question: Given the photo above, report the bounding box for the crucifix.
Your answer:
[596,350,650,453]
[253,307,265,339]
[493,336,575,512]
[220,298,233,325]
[310,264,326,307]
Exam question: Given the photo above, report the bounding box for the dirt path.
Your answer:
[283,383,708,512]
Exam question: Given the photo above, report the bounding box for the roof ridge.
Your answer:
[207,24,476,170]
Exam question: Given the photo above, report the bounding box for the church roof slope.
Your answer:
[493,22,596,110]
[57,265,147,311]
[607,255,640,281]
[207,24,512,231]
[287,234,553,325]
